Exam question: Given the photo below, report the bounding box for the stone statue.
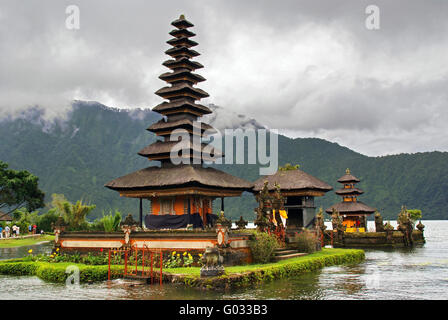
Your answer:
[374,211,384,232]
[200,247,225,277]
[416,220,425,232]
[236,216,248,230]
[397,205,414,246]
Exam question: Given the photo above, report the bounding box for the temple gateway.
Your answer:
[105,15,252,230]
[253,167,332,234]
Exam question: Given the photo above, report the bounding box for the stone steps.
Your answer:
[273,248,308,261]
[274,249,298,256]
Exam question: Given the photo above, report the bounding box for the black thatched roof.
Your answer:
[166,37,198,48]
[159,69,205,84]
[337,168,360,183]
[0,211,13,221]
[148,119,216,133]
[152,99,211,115]
[155,83,209,100]
[105,165,253,191]
[325,201,376,215]
[335,188,364,195]
[138,140,223,158]
[171,15,194,29]
[162,58,203,71]
[253,169,333,193]
[169,28,196,38]
[165,46,200,58]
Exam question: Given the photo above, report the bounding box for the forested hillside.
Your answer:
[1,102,446,221]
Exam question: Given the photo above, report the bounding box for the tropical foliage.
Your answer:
[0,161,45,214]
[249,231,280,263]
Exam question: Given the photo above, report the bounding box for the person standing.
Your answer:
[5,225,10,238]
[16,226,20,236]
[0,226,3,239]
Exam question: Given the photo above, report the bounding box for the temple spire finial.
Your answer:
[180,14,185,19]
[346,168,351,175]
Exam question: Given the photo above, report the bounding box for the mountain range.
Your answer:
[1,101,447,221]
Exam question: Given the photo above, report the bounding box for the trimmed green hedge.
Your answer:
[0,260,123,283]
[168,248,365,289]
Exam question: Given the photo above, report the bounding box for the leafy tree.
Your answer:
[407,209,422,222]
[48,193,96,230]
[37,210,59,232]
[0,161,45,214]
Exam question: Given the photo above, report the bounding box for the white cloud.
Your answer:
[0,0,447,156]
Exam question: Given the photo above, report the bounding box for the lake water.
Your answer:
[0,220,447,300]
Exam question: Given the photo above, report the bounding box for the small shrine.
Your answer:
[253,165,333,238]
[325,168,376,232]
[105,15,252,230]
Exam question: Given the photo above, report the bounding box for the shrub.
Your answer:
[293,229,319,253]
[37,210,59,232]
[249,231,280,263]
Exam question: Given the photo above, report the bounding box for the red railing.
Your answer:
[108,246,165,285]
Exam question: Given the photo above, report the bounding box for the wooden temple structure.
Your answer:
[325,168,376,232]
[105,15,252,230]
[253,169,332,236]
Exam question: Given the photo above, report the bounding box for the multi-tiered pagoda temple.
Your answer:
[105,15,252,229]
[325,168,376,231]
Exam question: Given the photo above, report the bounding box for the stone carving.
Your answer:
[397,205,414,247]
[254,181,272,232]
[416,221,425,232]
[200,247,225,277]
[120,214,139,248]
[331,209,344,243]
[374,211,384,232]
[236,216,248,230]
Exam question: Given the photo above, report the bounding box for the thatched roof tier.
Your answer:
[335,188,364,196]
[165,46,200,59]
[167,37,198,48]
[171,16,194,29]
[162,58,203,71]
[152,99,212,116]
[105,165,253,195]
[138,140,223,160]
[148,119,216,136]
[337,169,360,183]
[155,83,209,100]
[169,28,196,38]
[0,211,13,221]
[253,169,333,194]
[159,69,205,84]
[325,201,376,215]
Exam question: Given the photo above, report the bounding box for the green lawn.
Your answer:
[0,248,364,286]
[164,248,363,276]
[0,235,55,248]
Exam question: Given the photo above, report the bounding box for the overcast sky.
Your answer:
[1,0,447,156]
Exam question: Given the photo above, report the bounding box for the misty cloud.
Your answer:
[0,0,447,156]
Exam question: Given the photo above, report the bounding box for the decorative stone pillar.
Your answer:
[120,214,139,249]
[215,211,230,248]
[52,216,67,249]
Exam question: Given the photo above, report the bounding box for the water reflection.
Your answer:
[0,242,53,260]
